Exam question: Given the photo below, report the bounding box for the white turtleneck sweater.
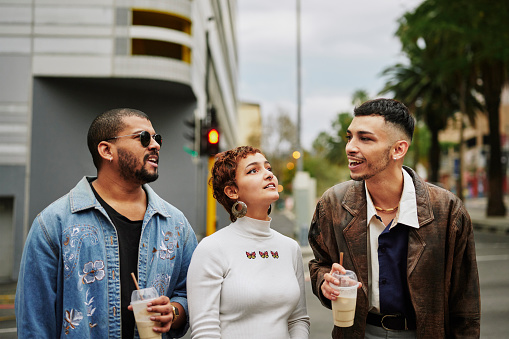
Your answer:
[187,216,310,339]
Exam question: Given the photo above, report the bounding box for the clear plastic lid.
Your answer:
[131,287,158,303]
[330,270,359,289]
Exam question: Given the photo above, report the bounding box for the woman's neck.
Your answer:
[245,204,272,221]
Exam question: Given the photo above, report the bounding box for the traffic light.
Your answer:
[183,118,198,157]
[200,107,220,156]
[207,126,219,154]
[200,124,220,156]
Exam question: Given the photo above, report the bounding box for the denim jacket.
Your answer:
[15,176,198,338]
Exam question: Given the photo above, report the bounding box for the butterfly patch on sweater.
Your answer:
[246,251,256,259]
[245,250,279,259]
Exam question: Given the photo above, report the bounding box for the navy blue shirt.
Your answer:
[377,217,416,324]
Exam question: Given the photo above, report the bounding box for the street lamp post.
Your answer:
[293,0,316,246]
[296,0,303,171]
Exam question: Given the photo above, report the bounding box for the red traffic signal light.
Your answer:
[208,128,219,144]
[200,106,220,156]
[201,125,220,156]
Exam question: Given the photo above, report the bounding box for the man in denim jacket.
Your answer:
[15,108,198,338]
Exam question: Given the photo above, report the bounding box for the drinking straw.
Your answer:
[131,272,144,301]
[340,252,344,267]
[131,272,140,290]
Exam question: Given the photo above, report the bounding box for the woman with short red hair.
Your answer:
[187,146,310,339]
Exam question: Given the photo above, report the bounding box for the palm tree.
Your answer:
[351,90,369,107]
[379,59,454,184]
[393,0,508,215]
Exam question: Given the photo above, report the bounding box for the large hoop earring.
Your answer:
[232,201,247,219]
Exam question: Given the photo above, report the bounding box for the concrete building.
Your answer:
[0,0,238,281]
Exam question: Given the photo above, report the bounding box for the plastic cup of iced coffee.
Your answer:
[329,270,359,327]
[131,287,162,339]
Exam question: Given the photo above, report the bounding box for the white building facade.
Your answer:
[0,0,238,281]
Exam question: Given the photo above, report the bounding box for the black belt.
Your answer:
[367,312,416,331]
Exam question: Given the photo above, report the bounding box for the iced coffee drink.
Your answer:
[330,270,359,327]
[131,287,162,339]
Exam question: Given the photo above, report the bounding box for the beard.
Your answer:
[350,145,392,181]
[117,148,159,184]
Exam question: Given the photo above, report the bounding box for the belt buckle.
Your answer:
[381,314,407,331]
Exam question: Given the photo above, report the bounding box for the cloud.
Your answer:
[301,93,353,148]
[237,0,421,149]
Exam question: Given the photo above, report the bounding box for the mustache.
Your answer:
[144,151,159,161]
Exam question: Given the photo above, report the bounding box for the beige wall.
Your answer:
[237,102,262,148]
[440,84,509,143]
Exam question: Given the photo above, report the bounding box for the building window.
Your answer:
[132,9,192,34]
[131,9,191,63]
[466,137,477,148]
[132,39,190,63]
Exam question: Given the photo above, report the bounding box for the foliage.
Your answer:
[304,154,350,197]
[387,0,509,215]
[261,107,350,198]
[351,90,369,107]
[379,59,455,182]
[261,107,298,195]
[305,90,371,197]
[262,107,297,157]
[312,112,353,166]
[405,121,431,169]
[439,141,458,153]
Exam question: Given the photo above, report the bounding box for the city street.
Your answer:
[473,231,509,338]
[2,215,508,338]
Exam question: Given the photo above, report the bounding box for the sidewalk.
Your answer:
[464,197,509,234]
[0,281,15,324]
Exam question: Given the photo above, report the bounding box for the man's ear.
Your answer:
[97,141,114,163]
[393,139,409,161]
[224,185,238,200]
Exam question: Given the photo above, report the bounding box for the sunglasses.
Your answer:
[105,131,163,148]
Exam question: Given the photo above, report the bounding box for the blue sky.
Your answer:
[236,0,422,149]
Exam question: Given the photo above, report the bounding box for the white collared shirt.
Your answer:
[365,169,420,312]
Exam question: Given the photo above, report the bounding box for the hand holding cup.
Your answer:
[329,270,359,327]
[130,287,163,339]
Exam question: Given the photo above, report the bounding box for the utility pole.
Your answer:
[293,0,315,246]
[296,0,303,171]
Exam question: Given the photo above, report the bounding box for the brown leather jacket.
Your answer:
[308,167,480,338]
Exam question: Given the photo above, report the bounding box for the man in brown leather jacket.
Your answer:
[308,99,480,338]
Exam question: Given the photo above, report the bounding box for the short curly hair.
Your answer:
[210,146,262,222]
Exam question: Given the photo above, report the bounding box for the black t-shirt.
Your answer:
[91,183,143,339]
